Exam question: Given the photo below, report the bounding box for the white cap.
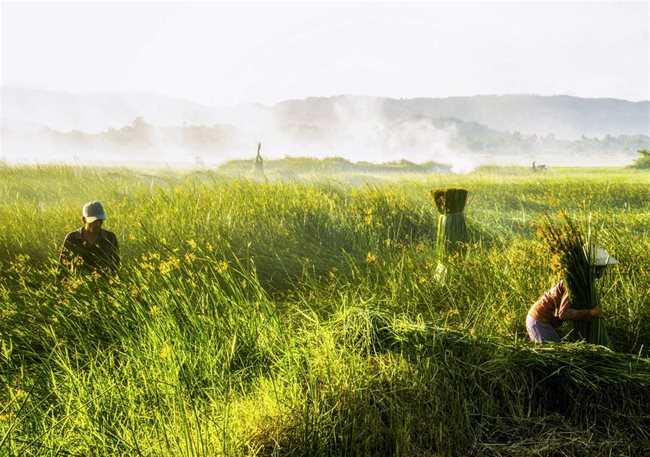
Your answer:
[594,247,618,266]
[82,201,106,222]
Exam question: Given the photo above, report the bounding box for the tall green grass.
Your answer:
[1,164,649,455]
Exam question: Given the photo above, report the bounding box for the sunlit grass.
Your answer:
[1,164,649,455]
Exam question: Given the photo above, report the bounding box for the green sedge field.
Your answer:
[1,163,649,456]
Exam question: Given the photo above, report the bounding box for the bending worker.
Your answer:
[526,247,618,343]
[59,201,120,276]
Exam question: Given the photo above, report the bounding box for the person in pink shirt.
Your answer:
[526,247,618,343]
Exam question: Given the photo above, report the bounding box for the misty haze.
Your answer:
[2,88,649,171]
[3,2,649,172]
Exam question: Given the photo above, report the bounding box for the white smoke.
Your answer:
[236,96,477,172]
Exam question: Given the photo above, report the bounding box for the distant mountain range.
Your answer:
[273,95,650,139]
[2,86,649,167]
[3,87,649,137]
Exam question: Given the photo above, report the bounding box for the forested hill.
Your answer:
[3,87,649,140]
[4,115,647,162]
[3,88,649,166]
[272,95,650,139]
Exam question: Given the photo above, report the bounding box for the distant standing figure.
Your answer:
[59,201,120,276]
[531,161,547,172]
[526,247,617,343]
[254,142,264,176]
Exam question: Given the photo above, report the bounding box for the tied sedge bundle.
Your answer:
[537,212,610,346]
[429,187,469,257]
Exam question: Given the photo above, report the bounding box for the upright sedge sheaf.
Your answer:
[429,188,469,257]
[537,213,611,346]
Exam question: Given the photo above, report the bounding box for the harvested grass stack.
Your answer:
[429,187,469,257]
[537,212,610,346]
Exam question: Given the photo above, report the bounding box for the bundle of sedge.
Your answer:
[537,212,610,346]
[429,188,468,215]
[429,188,469,257]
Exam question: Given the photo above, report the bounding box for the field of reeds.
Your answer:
[1,163,649,456]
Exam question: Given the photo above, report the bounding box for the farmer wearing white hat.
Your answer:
[526,247,618,343]
[59,201,120,276]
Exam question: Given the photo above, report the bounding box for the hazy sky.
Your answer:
[2,1,649,106]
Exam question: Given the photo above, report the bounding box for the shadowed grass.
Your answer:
[1,164,649,456]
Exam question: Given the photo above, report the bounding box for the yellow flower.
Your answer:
[159,257,180,275]
[364,208,374,225]
[365,252,377,264]
[216,260,229,273]
[138,261,156,271]
[159,345,171,359]
[64,276,84,293]
[159,262,172,276]
[109,296,122,310]
[447,308,459,317]
[9,386,29,404]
